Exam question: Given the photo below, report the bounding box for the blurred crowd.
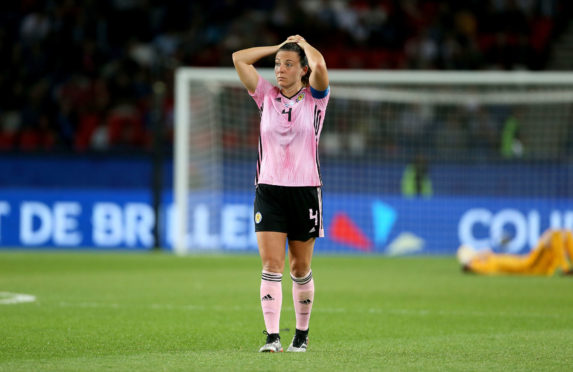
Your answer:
[0,0,571,153]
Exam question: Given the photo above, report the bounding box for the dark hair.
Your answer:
[278,42,311,86]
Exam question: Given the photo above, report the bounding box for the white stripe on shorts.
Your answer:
[317,187,324,237]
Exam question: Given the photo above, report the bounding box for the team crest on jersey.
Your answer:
[282,92,305,108]
[255,212,263,224]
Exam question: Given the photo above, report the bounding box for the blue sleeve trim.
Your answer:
[310,86,330,99]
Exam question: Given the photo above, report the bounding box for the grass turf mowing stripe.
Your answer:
[0,251,572,371]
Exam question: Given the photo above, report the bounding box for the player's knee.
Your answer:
[290,262,311,278]
[262,260,284,274]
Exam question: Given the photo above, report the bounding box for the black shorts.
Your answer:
[254,184,324,241]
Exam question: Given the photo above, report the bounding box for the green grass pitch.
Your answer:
[1,251,572,371]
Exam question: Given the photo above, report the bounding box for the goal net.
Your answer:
[173,68,573,255]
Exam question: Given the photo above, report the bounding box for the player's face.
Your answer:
[275,51,306,90]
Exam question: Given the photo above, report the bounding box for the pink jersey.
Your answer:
[250,74,330,186]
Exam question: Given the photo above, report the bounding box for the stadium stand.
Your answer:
[0,0,572,155]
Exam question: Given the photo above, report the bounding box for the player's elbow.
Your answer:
[232,51,240,66]
[232,51,248,67]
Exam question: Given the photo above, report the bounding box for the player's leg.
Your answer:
[524,229,559,275]
[254,184,288,352]
[287,237,315,352]
[284,186,322,352]
[257,231,287,352]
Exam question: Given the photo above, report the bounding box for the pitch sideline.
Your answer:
[0,292,36,305]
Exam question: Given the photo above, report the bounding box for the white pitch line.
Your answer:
[366,307,567,319]
[0,292,36,305]
[55,301,569,320]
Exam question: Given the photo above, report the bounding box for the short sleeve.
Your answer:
[249,74,274,107]
[310,85,330,110]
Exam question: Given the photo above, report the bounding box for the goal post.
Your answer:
[173,68,573,255]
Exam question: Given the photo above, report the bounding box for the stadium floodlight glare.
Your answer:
[174,68,573,255]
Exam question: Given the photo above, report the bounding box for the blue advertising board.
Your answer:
[1,188,572,254]
[0,189,154,250]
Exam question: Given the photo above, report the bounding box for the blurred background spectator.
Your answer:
[0,0,572,154]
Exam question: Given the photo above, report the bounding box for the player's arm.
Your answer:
[290,35,329,91]
[232,44,283,94]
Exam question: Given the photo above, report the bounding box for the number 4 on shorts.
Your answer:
[309,209,318,226]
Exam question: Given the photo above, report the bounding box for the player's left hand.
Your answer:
[287,35,306,44]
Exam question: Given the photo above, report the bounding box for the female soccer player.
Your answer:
[457,229,573,276]
[232,35,330,352]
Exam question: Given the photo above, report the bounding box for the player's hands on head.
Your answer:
[287,35,306,44]
[278,35,306,49]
